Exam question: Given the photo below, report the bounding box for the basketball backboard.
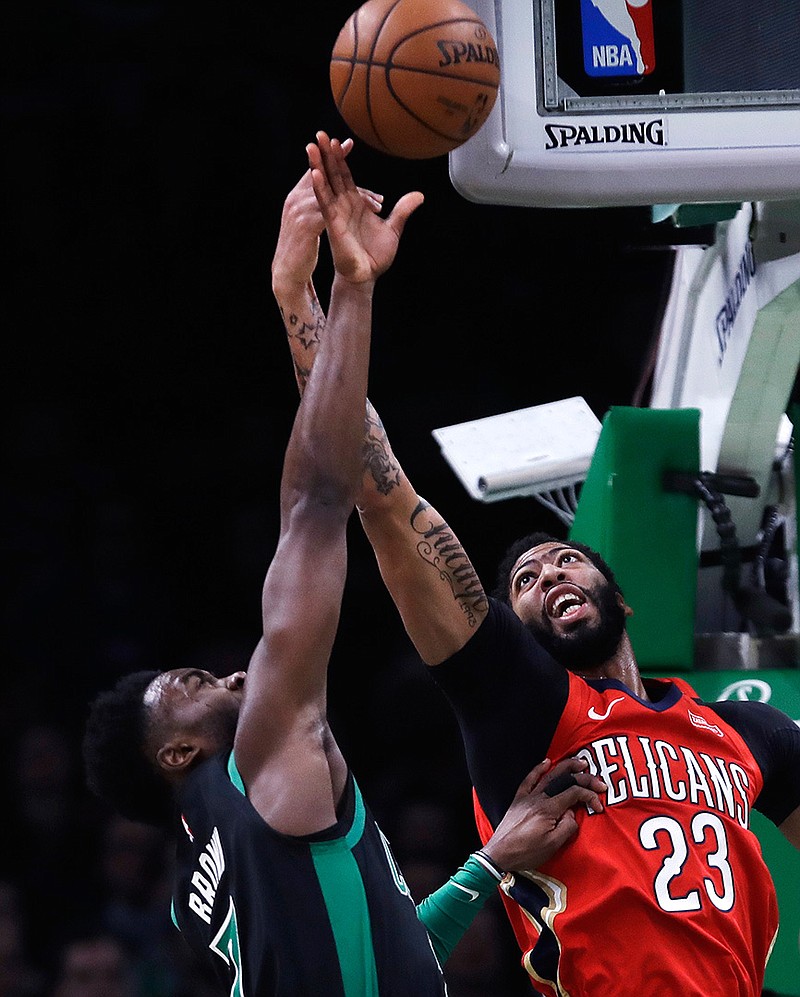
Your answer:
[449,0,800,208]
[432,396,601,502]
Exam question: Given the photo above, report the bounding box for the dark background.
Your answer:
[3,2,674,994]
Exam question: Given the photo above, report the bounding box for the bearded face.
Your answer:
[525,574,627,673]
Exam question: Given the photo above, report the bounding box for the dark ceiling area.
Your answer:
[4,0,673,793]
[0,5,716,992]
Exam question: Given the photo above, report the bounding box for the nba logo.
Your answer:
[580,0,656,77]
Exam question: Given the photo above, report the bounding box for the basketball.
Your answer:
[329,0,500,160]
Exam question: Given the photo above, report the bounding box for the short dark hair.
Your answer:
[82,670,173,827]
[491,531,622,604]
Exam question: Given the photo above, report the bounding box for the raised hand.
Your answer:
[307,131,424,284]
[272,138,384,296]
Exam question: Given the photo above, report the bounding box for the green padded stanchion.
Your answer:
[569,407,701,671]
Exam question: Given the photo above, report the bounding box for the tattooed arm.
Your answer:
[271,168,336,395]
[271,156,488,665]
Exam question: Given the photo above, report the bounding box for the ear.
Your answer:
[617,592,634,618]
[156,739,201,774]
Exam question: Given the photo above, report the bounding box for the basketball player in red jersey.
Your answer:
[273,133,800,997]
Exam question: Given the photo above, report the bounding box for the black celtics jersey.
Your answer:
[171,751,446,996]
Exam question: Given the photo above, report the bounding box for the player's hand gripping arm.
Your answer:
[416,757,607,964]
[272,142,489,666]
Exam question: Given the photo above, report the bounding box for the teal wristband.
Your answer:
[415,853,501,965]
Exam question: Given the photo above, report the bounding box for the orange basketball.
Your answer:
[330,0,500,160]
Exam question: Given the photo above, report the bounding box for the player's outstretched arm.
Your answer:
[416,757,607,964]
[235,136,385,834]
[271,138,383,396]
[271,138,490,666]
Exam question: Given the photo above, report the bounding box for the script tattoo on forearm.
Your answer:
[410,500,487,625]
[362,408,400,495]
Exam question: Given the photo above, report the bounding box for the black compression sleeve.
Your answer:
[708,699,800,825]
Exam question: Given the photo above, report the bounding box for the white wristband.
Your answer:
[472,850,504,882]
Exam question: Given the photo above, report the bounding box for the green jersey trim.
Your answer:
[226,751,379,995]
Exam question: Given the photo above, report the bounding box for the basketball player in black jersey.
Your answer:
[83,132,606,997]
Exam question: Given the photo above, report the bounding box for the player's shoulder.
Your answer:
[669,676,796,730]
[705,696,796,726]
[703,697,800,761]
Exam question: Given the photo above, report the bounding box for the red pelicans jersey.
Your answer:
[432,599,800,997]
[474,673,778,995]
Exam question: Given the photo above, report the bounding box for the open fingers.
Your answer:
[358,187,384,213]
[385,190,425,238]
[315,131,358,197]
[327,134,382,209]
[305,141,326,193]
[306,139,338,219]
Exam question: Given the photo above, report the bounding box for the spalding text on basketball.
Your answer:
[436,40,499,69]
